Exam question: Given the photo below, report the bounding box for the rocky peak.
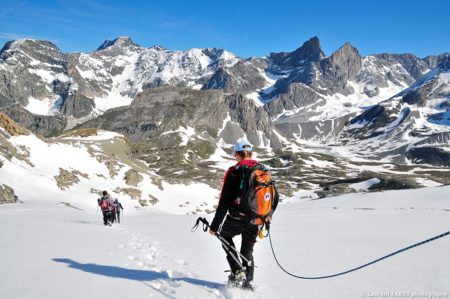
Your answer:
[290,36,325,62]
[2,39,58,52]
[97,36,140,51]
[269,36,325,68]
[330,43,361,65]
[149,45,167,52]
[201,48,225,58]
[374,53,431,79]
[0,39,63,63]
[437,54,450,71]
[422,53,450,70]
[187,47,238,66]
[323,42,362,79]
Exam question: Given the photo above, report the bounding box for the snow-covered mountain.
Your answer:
[341,56,450,165]
[1,36,449,299]
[0,35,449,181]
[0,37,239,128]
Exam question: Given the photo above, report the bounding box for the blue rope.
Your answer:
[268,229,450,280]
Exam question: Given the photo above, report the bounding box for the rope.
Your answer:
[268,229,450,280]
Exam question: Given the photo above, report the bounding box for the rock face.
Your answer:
[0,184,18,204]
[269,37,325,68]
[54,168,89,190]
[97,36,140,51]
[75,87,282,161]
[0,112,30,136]
[0,39,68,108]
[77,87,227,141]
[266,83,324,118]
[204,60,267,94]
[319,43,362,94]
[405,147,450,167]
[124,169,143,187]
[2,104,66,137]
[60,91,95,119]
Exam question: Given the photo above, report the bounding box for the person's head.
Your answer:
[233,139,253,162]
[102,190,108,196]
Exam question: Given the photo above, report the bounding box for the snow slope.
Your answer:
[0,127,220,215]
[1,186,449,298]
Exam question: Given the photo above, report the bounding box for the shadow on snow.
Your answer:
[52,258,224,290]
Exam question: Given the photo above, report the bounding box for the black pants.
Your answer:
[102,211,111,225]
[116,211,120,223]
[219,216,259,281]
[102,211,115,225]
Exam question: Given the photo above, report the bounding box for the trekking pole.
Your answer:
[217,234,246,269]
[191,217,252,267]
[217,234,253,266]
[191,217,245,269]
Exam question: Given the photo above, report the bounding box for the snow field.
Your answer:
[1,186,449,298]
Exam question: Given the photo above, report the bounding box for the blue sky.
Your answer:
[0,0,449,58]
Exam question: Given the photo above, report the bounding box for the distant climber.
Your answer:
[98,191,115,226]
[114,198,124,223]
[209,138,278,290]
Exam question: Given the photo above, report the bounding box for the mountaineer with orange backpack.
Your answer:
[209,138,278,290]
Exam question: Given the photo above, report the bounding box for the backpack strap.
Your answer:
[236,164,256,207]
[236,165,247,205]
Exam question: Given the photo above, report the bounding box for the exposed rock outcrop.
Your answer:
[0,112,30,136]
[54,168,89,190]
[124,168,143,187]
[0,184,18,204]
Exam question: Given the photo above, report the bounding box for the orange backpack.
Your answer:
[237,164,277,226]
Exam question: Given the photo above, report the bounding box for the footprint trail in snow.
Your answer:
[115,227,235,298]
